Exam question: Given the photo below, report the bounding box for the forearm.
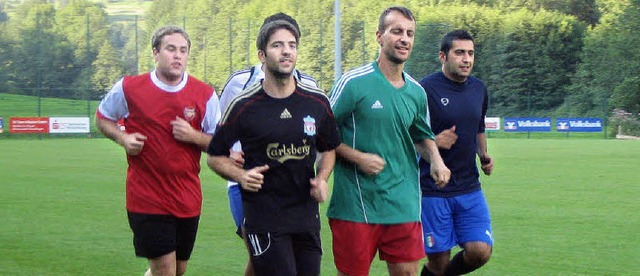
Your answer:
[416,138,444,164]
[207,155,245,182]
[96,117,125,146]
[418,138,451,187]
[315,150,336,181]
[335,143,364,165]
[476,133,488,157]
[191,132,213,151]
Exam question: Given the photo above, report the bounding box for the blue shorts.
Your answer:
[421,190,493,254]
[228,184,243,237]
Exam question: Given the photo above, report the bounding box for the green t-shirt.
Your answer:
[327,61,435,224]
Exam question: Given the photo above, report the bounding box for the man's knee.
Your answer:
[149,252,178,276]
[176,260,189,276]
[426,251,451,273]
[464,242,492,267]
[388,261,420,276]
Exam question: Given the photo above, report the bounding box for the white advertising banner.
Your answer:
[485,117,501,131]
[49,117,90,133]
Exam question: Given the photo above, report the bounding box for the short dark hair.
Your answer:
[440,29,474,54]
[256,20,300,52]
[262,12,301,37]
[377,6,415,33]
[151,26,191,51]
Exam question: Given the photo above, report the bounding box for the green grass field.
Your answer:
[1,138,639,275]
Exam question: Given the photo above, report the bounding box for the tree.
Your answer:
[55,0,110,61]
[405,21,449,78]
[486,9,584,116]
[0,28,18,94]
[56,0,110,98]
[565,0,636,116]
[91,41,125,99]
[108,20,141,75]
[610,77,640,114]
[8,1,78,98]
[489,0,600,26]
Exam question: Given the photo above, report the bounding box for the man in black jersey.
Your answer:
[206,19,340,276]
[217,12,319,276]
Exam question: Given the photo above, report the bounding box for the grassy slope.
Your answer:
[101,0,153,22]
[0,93,98,118]
[0,139,638,274]
[101,0,151,17]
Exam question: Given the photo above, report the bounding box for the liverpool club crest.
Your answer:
[303,115,316,136]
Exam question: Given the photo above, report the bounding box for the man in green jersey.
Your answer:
[327,6,450,276]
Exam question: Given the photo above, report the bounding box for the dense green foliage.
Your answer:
[0,0,638,133]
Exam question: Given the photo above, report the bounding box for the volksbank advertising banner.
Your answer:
[556,118,603,132]
[504,118,552,132]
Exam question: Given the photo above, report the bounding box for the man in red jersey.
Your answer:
[95,26,220,276]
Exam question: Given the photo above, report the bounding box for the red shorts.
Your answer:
[329,219,425,276]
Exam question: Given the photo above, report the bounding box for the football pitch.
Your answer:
[0,138,638,275]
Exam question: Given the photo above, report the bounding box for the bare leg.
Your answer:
[423,250,451,276]
[144,258,188,276]
[460,242,491,268]
[176,260,189,276]
[387,260,421,276]
[242,228,255,276]
[443,242,492,275]
[244,258,254,276]
[148,251,178,276]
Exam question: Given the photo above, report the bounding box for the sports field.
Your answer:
[0,138,638,275]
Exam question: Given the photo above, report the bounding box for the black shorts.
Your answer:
[245,230,322,276]
[127,212,200,260]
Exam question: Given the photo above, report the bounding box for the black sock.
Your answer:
[421,265,436,276]
[444,251,477,275]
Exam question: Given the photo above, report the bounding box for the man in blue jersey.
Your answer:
[418,29,495,276]
[217,12,318,276]
[328,6,450,276]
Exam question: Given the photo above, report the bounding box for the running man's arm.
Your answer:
[207,155,269,192]
[476,85,492,175]
[329,75,385,176]
[415,138,451,188]
[171,117,212,150]
[310,150,336,202]
[334,143,385,176]
[476,133,493,175]
[96,116,147,156]
[96,78,147,156]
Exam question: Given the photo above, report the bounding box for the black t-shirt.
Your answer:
[419,72,488,197]
[208,82,340,233]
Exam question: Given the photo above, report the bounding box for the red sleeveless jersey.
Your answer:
[122,73,213,218]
